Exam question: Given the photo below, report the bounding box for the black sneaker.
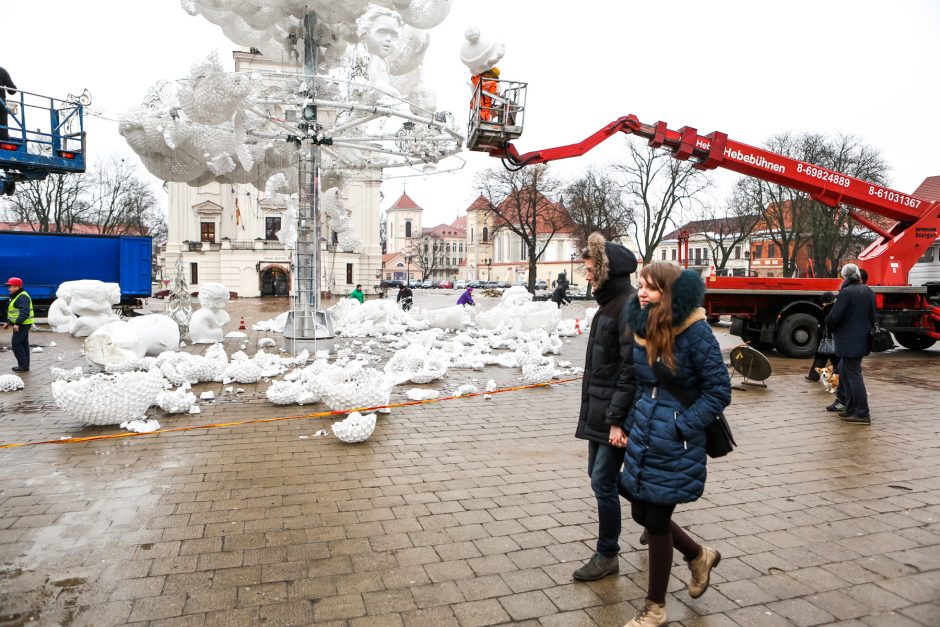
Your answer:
[826,402,845,412]
[841,414,871,425]
[11,367,28,372]
[572,552,619,581]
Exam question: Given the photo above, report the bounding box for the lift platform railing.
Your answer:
[467,79,527,152]
[0,89,86,178]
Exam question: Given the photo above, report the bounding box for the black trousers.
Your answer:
[807,352,840,380]
[11,324,30,369]
[840,357,869,417]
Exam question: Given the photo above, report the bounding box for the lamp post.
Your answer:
[570,252,577,288]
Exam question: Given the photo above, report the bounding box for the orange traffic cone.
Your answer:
[575,318,582,335]
[238,316,247,330]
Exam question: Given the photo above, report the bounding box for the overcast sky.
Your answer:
[4,1,939,228]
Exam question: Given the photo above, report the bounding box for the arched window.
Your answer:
[482,226,489,242]
[405,220,412,238]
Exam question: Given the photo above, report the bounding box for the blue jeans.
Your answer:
[587,440,627,556]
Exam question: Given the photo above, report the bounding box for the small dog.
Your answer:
[816,366,840,393]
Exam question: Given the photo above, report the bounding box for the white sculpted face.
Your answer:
[365,15,401,58]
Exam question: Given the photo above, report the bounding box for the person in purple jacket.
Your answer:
[456,286,475,306]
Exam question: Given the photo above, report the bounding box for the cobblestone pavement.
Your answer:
[1,294,938,626]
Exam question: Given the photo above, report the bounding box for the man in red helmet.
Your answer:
[2,277,33,372]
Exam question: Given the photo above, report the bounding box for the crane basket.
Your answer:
[1,90,86,183]
[466,79,527,153]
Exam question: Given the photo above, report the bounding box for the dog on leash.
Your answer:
[815,365,839,393]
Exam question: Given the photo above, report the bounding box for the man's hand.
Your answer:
[0,323,7,329]
[12,325,19,332]
[608,425,627,448]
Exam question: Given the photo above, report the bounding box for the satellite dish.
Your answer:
[728,344,772,388]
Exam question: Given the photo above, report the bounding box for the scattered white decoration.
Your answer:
[404,388,440,401]
[51,369,164,426]
[332,412,377,443]
[0,375,25,392]
[120,418,161,433]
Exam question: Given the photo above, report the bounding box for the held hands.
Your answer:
[608,425,627,448]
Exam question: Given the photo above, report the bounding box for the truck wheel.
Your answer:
[893,332,937,351]
[774,312,818,359]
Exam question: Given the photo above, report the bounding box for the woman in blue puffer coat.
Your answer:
[618,262,732,627]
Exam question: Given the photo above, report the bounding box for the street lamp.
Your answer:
[570,252,577,288]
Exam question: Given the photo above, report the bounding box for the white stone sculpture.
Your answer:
[354,7,404,100]
[332,411,377,443]
[459,26,505,75]
[0,375,24,392]
[189,283,231,344]
[51,369,164,426]
[55,280,122,337]
[128,315,183,356]
[84,321,147,368]
[47,299,76,333]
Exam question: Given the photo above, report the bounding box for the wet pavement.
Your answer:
[1,291,938,626]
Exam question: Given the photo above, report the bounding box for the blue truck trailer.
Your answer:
[0,231,152,320]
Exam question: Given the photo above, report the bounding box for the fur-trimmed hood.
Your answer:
[585,232,638,289]
[626,269,706,340]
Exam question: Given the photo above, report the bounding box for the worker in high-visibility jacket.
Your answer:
[471,67,500,122]
[2,277,34,372]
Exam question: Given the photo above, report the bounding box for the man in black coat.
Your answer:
[825,263,876,424]
[572,232,638,581]
[396,284,413,311]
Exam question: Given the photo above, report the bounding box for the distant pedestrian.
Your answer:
[350,284,365,304]
[0,66,17,141]
[572,232,640,583]
[825,263,875,425]
[805,291,840,381]
[396,284,413,311]
[456,286,475,306]
[550,283,571,308]
[620,262,731,626]
[2,277,33,372]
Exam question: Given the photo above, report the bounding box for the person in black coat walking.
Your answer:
[572,232,638,582]
[825,263,876,424]
[396,284,413,311]
[550,283,571,308]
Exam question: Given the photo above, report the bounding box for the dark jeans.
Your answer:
[587,440,627,556]
[807,352,840,380]
[11,324,30,369]
[840,357,869,417]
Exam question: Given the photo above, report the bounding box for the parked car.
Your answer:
[421,280,434,288]
[455,281,467,290]
[483,281,499,289]
[535,280,548,290]
[380,279,404,289]
[467,280,483,289]
[438,280,453,289]
[497,281,512,288]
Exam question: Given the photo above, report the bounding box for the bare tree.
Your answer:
[405,234,445,281]
[615,141,710,264]
[86,156,160,235]
[477,164,568,292]
[0,173,89,232]
[564,167,634,250]
[698,181,763,272]
[806,134,890,276]
[379,211,388,254]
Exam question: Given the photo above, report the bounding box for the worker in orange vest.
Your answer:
[471,67,500,122]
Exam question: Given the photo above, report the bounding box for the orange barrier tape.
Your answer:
[0,377,582,449]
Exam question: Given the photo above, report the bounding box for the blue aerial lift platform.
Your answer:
[0,90,86,195]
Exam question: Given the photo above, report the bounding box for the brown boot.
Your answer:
[687,546,720,598]
[622,599,667,627]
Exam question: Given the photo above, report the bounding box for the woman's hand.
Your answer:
[609,425,627,448]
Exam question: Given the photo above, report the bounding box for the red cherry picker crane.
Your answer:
[466,81,940,357]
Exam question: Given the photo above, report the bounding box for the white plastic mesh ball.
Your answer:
[0,375,25,392]
[51,369,165,426]
[332,411,377,443]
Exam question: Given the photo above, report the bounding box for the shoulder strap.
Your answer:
[650,359,694,409]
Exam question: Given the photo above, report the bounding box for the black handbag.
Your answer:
[870,324,894,352]
[651,362,736,458]
[817,330,836,356]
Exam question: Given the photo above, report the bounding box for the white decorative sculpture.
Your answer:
[354,7,404,100]
[127,314,183,356]
[84,321,147,367]
[55,280,122,337]
[189,283,231,344]
[155,388,197,414]
[0,374,25,392]
[47,299,76,333]
[332,411,377,443]
[459,26,505,75]
[51,369,164,426]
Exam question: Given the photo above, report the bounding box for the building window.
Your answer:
[661,249,666,261]
[482,226,489,242]
[265,217,281,241]
[200,222,215,243]
[405,220,412,238]
[459,242,464,253]
[190,262,198,284]
[755,244,763,259]
[694,248,702,265]
[734,246,741,260]
[671,248,677,261]
[346,263,353,284]
[767,244,776,258]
